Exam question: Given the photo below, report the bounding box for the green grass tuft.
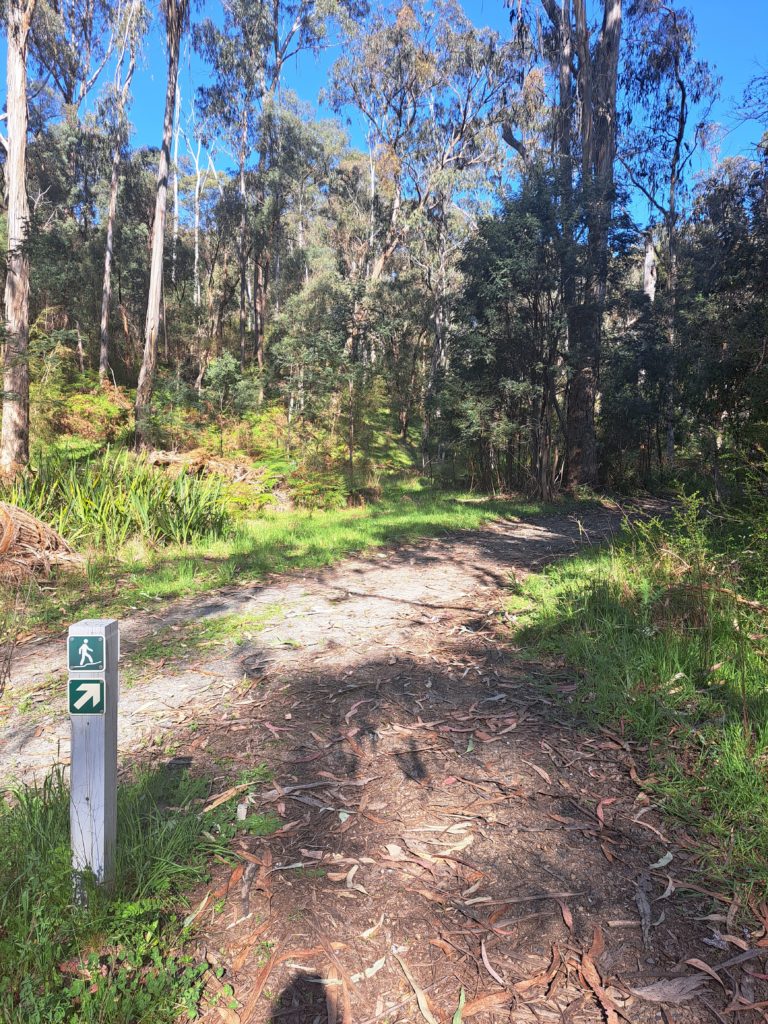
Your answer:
[3,448,231,551]
[0,765,265,1023]
[513,498,768,894]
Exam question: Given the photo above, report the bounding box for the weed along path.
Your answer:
[3,500,762,1023]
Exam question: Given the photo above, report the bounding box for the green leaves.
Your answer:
[451,987,466,1024]
[2,448,231,551]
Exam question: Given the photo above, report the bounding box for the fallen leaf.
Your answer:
[429,938,455,958]
[630,976,709,1003]
[522,760,551,785]
[649,851,674,870]
[588,926,605,960]
[350,956,386,984]
[360,913,384,940]
[461,991,511,1017]
[203,783,252,814]
[451,987,466,1024]
[557,899,574,933]
[345,864,368,895]
[685,958,724,987]
[480,940,505,986]
[600,841,615,863]
[212,863,244,900]
[514,945,560,993]
[392,952,439,1024]
[596,797,617,826]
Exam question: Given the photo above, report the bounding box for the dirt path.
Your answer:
[3,501,762,1022]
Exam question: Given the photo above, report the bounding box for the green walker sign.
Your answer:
[68,634,105,672]
[68,678,105,715]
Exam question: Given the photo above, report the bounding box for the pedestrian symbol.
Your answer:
[68,635,105,672]
[68,678,105,714]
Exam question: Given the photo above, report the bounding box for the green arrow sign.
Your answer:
[68,678,105,715]
[68,635,105,672]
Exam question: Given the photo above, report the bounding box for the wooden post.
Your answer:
[68,618,119,899]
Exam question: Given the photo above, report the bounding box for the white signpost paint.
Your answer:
[68,619,119,897]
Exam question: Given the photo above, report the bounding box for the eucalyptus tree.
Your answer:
[620,0,719,464]
[332,0,516,461]
[194,0,268,368]
[28,0,118,110]
[1,0,38,476]
[99,0,146,380]
[194,0,359,370]
[503,0,622,488]
[134,0,190,446]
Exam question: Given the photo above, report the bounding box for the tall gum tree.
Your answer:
[620,0,718,465]
[566,0,622,489]
[99,0,145,380]
[134,0,189,446]
[505,0,622,489]
[1,0,38,477]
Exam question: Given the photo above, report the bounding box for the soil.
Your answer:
[2,501,766,1023]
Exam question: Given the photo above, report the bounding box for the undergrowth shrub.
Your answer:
[3,449,231,550]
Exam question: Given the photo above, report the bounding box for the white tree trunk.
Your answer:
[134,1,185,444]
[643,231,657,302]
[1,0,37,477]
[171,78,181,285]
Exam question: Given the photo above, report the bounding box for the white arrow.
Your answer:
[73,682,102,711]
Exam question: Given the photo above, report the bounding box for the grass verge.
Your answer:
[511,497,768,895]
[12,481,584,634]
[0,764,275,1024]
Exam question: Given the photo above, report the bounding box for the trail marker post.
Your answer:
[68,619,119,899]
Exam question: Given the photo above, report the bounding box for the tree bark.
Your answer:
[100,36,137,381]
[1,0,37,477]
[171,78,181,287]
[565,0,622,490]
[134,0,187,446]
[254,251,269,369]
[643,230,657,302]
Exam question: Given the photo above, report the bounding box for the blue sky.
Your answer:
[123,0,768,163]
[2,1,765,176]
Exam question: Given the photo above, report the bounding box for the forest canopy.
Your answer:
[0,0,766,500]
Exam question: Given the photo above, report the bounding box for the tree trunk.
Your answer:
[99,147,121,380]
[238,118,247,369]
[99,1,141,379]
[1,0,36,477]
[565,304,600,488]
[171,79,181,286]
[565,0,622,489]
[254,250,270,369]
[193,157,201,307]
[134,0,186,447]
[643,231,657,302]
[664,241,678,466]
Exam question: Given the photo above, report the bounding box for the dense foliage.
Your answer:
[1,0,764,499]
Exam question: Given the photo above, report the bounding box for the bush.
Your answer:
[288,467,349,510]
[3,449,232,550]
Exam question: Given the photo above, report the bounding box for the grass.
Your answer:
[8,479,580,635]
[511,497,768,895]
[0,764,276,1024]
[3,448,231,550]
